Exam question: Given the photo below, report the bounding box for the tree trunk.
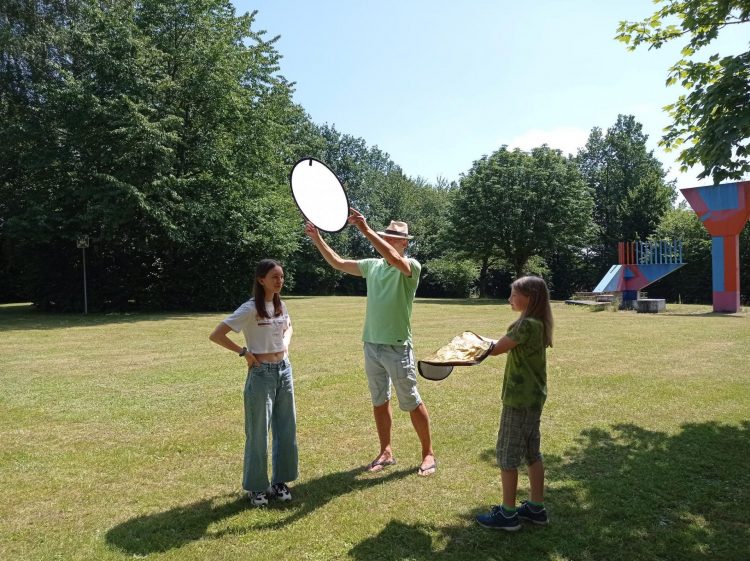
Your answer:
[479,257,489,298]
[514,256,527,280]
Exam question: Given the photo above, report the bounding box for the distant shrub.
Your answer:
[420,258,479,298]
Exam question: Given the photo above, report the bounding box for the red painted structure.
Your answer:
[594,241,684,307]
[681,182,750,313]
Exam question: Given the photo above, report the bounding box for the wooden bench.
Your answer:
[572,292,615,303]
[564,299,610,310]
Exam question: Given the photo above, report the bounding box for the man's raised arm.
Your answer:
[348,209,412,276]
[304,222,362,277]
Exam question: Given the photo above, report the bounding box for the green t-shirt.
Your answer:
[501,317,547,408]
[358,257,421,345]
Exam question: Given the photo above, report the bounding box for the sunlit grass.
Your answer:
[0,298,748,561]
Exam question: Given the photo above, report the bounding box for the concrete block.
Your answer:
[636,299,666,313]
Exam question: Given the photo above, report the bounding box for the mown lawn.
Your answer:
[0,298,748,561]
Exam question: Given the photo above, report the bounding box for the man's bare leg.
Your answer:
[366,400,394,471]
[410,402,435,476]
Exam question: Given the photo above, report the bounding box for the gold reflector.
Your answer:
[420,331,493,365]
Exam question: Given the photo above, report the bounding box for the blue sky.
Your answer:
[233,1,748,192]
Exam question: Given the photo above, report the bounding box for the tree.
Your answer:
[287,124,421,295]
[577,115,676,273]
[1,0,308,310]
[407,177,455,265]
[450,146,594,296]
[649,204,712,302]
[617,0,750,183]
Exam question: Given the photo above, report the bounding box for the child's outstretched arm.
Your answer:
[487,335,518,356]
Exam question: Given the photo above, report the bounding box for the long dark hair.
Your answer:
[253,259,283,319]
[509,276,553,347]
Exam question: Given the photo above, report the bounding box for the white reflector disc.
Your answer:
[290,158,349,232]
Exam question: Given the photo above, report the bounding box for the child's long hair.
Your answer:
[253,259,283,319]
[509,276,553,347]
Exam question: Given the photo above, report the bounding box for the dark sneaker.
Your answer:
[248,491,268,506]
[476,506,521,531]
[268,482,292,502]
[517,500,548,525]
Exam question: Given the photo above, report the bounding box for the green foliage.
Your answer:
[1,2,732,309]
[653,206,712,302]
[523,254,551,279]
[450,145,594,295]
[420,258,479,297]
[0,0,309,310]
[288,124,459,296]
[577,115,677,276]
[288,124,401,295]
[617,0,750,182]
[405,177,455,264]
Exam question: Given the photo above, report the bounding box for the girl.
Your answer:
[209,259,298,506]
[476,276,553,531]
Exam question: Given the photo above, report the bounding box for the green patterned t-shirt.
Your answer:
[501,317,547,408]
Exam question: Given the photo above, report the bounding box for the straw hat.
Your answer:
[377,220,414,240]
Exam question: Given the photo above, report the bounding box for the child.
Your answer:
[476,276,553,531]
[209,259,298,506]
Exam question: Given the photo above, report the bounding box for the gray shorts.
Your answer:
[496,405,543,470]
[363,342,422,411]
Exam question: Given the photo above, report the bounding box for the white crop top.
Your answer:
[222,299,291,354]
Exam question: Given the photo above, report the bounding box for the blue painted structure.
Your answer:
[593,240,686,308]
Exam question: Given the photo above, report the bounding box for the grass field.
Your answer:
[1,297,748,561]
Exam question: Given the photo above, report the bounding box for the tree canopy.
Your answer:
[0,2,735,307]
[617,0,750,183]
[1,0,310,310]
[450,146,594,296]
[577,115,677,272]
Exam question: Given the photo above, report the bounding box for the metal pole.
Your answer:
[82,246,88,315]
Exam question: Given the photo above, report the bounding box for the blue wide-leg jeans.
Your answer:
[242,359,298,493]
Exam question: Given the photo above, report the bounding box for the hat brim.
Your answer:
[378,231,414,240]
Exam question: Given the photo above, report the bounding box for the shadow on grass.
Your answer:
[416,298,508,307]
[105,465,412,555]
[349,421,750,561]
[0,304,219,331]
[478,447,565,474]
[0,296,312,331]
[662,312,747,318]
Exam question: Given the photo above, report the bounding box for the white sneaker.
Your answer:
[248,491,268,506]
[268,482,292,501]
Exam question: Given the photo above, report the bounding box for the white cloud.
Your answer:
[505,127,590,157]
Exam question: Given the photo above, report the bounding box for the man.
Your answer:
[305,209,436,476]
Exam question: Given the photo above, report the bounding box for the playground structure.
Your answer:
[680,181,750,313]
[592,240,686,310]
